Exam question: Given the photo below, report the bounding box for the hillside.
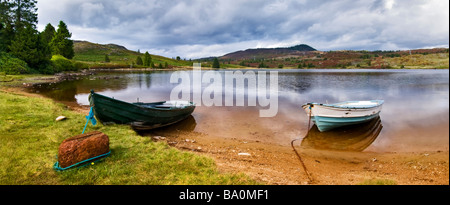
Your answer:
[210,44,449,69]
[72,40,448,69]
[221,44,316,60]
[73,41,192,68]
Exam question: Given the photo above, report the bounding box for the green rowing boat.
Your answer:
[88,90,195,130]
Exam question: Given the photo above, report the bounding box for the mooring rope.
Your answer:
[291,105,314,183]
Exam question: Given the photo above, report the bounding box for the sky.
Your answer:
[36,0,449,59]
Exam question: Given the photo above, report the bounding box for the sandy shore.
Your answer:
[143,126,448,185]
[3,76,449,185]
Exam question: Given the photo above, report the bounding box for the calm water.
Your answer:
[31,69,449,152]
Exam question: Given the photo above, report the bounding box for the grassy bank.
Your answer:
[0,89,257,185]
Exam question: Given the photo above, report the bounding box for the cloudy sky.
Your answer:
[36,0,449,59]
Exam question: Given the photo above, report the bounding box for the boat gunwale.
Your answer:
[302,100,384,110]
[90,90,195,111]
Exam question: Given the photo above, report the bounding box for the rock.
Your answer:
[57,131,109,168]
[238,153,251,156]
[152,136,166,141]
[56,116,67,121]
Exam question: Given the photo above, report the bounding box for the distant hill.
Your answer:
[74,40,134,57]
[220,44,317,60]
[215,47,449,69]
[288,44,316,51]
[73,40,192,68]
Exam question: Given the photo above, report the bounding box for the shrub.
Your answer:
[104,54,110,62]
[74,61,89,70]
[0,52,31,74]
[50,55,77,73]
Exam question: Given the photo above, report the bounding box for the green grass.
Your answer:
[357,178,397,185]
[72,41,193,68]
[0,90,258,185]
[0,74,52,87]
[383,53,449,69]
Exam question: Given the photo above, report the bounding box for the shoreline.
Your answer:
[2,74,449,185]
[145,125,449,185]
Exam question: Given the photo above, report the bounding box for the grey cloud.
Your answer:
[37,0,449,58]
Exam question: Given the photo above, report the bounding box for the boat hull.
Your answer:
[89,90,195,130]
[303,100,384,132]
[311,113,380,132]
[302,116,383,151]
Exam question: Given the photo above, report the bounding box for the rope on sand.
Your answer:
[291,105,314,183]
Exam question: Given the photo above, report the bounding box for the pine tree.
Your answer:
[9,25,49,71]
[143,51,152,67]
[136,56,143,65]
[0,1,9,51]
[104,54,110,62]
[41,23,55,45]
[50,20,74,59]
[0,0,38,52]
[212,57,220,68]
[0,21,6,51]
[11,0,37,29]
[258,62,265,68]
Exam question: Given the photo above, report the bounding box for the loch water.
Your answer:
[31,69,449,152]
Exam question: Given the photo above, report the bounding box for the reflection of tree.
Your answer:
[145,73,151,88]
[31,71,178,102]
[301,116,383,152]
[138,74,142,89]
[36,82,78,102]
[75,75,130,94]
[32,74,132,102]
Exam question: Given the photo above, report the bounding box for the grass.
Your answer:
[0,89,258,185]
[357,178,397,185]
[383,53,450,69]
[73,41,193,68]
[0,74,53,87]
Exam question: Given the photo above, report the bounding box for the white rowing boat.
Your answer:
[302,100,384,132]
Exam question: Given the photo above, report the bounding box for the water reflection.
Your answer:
[301,117,383,152]
[28,69,449,152]
[137,115,197,136]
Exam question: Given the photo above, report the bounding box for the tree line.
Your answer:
[0,0,75,74]
[134,51,169,69]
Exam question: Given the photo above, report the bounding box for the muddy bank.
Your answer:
[139,112,449,185]
[144,128,449,185]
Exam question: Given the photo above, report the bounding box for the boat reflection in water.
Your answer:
[301,116,383,152]
[136,115,197,136]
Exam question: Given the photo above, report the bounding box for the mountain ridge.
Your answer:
[220,44,317,60]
